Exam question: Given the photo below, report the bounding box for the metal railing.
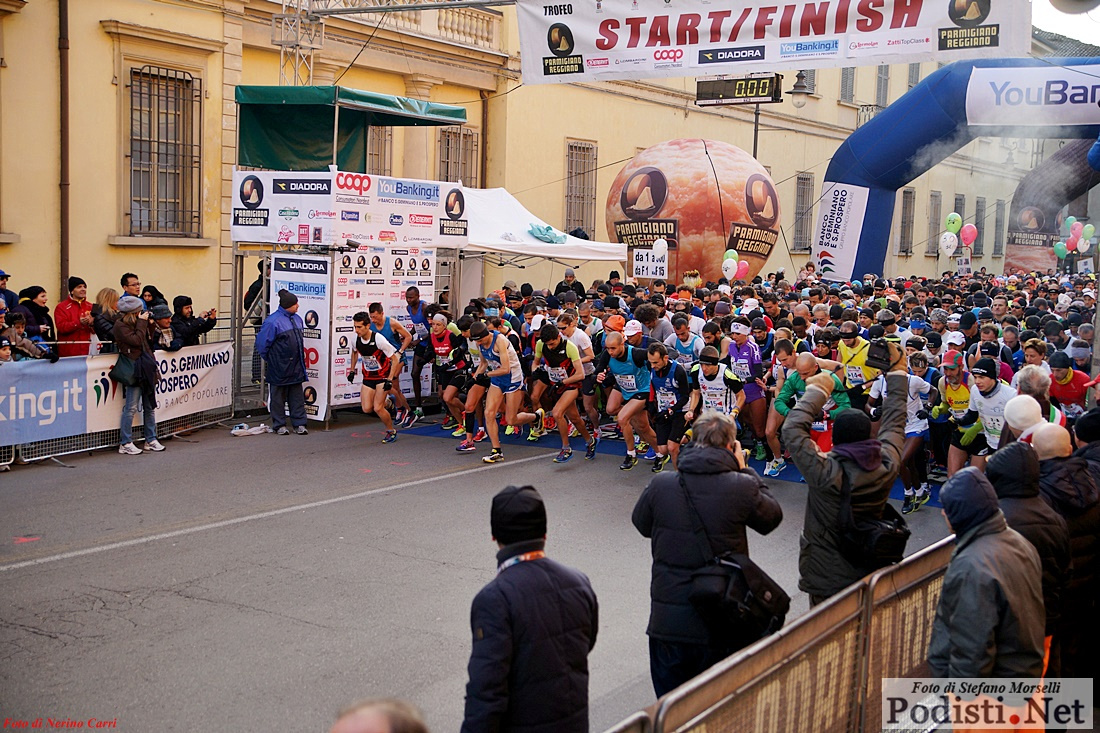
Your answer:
[0,444,13,469]
[603,537,955,733]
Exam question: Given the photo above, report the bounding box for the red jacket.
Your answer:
[54,297,94,358]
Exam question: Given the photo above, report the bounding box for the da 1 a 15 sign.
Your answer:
[632,247,668,279]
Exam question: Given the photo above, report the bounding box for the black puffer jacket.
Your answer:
[986,442,1070,636]
[461,539,598,733]
[632,443,782,644]
[171,295,217,347]
[1040,451,1100,597]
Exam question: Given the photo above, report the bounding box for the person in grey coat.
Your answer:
[782,342,908,605]
[928,467,1045,679]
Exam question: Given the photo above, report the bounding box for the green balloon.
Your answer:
[1054,241,1068,259]
[945,213,962,234]
[1083,223,1095,241]
[723,249,739,262]
[1064,216,1077,233]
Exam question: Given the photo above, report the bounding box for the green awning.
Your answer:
[235,85,467,172]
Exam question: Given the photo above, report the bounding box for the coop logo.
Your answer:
[389,214,404,226]
[274,178,331,195]
[409,214,433,226]
[304,348,320,369]
[653,49,683,62]
[341,211,359,221]
[698,45,765,64]
[336,172,372,195]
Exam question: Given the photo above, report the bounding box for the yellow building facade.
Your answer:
[0,0,1049,315]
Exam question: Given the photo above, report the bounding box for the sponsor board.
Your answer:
[811,183,870,282]
[966,64,1100,127]
[271,255,330,420]
[231,170,334,244]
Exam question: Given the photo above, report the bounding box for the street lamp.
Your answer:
[786,70,811,109]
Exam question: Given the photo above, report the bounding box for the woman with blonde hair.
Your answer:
[91,287,119,354]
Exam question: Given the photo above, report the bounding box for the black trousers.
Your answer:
[649,637,738,698]
[269,382,306,429]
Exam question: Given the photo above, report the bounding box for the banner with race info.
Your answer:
[516,0,1029,84]
[0,343,233,446]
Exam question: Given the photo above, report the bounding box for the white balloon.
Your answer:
[721,258,738,280]
[652,238,668,257]
[1078,240,1090,254]
[939,231,958,257]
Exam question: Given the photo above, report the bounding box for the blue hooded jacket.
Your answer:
[255,306,306,386]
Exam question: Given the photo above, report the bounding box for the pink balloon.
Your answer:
[1067,236,1079,252]
[735,260,750,279]
[1071,222,1084,238]
[959,223,978,246]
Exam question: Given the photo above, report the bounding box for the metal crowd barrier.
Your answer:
[0,444,13,469]
[15,406,233,463]
[603,537,956,733]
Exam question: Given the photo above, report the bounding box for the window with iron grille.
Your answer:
[953,194,966,224]
[993,199,1006,256]
[803,69,816,94]
[876,65,890,107]
[840,67,855,103]
[972,197,986,255]
[128,66,202,236]
[908,63,921,90]
[927,190,942,256]
[792,173,814,251]
[438,126,479,187]
[565,140,597,238]
[367,127,393,176]
[899,187,915,255]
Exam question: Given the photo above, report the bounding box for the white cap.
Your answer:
[717,284,731,295]
[742,298,760,312]
[943,331,965,347]
[624,320,643,337]
[530,314,546,331]
[1084,289,1095,299]
[1004,394,1042,431]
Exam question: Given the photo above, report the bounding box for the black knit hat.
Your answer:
[833,408,872,445]
[278,289,298,309]
[68,276,86,293]
[491,485,547,545]
[1074,407,1100,444]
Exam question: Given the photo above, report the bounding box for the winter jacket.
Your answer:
[632,443,783,644]
[255,306,306,386]
[171,295,217,347]
[91,305,117,353]
[461,539,598,733]
[783,372,907,598]
[928,498,1045,677]
[986,442,1070,636]
[0,325,47,360]
[53,297,94,358]
[554,279,586,299]
[113,316,154,361]
[1051,445,1100,597]
[12,298,54,342]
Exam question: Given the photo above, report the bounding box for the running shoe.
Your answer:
[482,448,505,464]
[441,416,458,431]
[544,414,557,432]
[568,423,581,438]
[651,454,669,473]
[276,426,290,436]
[526,424,542,442]
[295,426,309,435]
[902,493,917,514]
[451,426,467,437]
[915,484,932,509]
[534,408,546,434]
[143,439,166,451]
[404,408,423,428]
[643,446,657,461]
[584,440,598,460]
[753,443,767,462]
[636,439,649,453]
[393,407,409,425]
[473,428,488,442]
[553,448,573,463]
[764,458,786,478]
[505,425,518,436]
[118,442,142,455]
[455,439,476,452]
[381,430,397,444]
[619,454,638,471]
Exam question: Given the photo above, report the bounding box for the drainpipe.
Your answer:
[480,90,489,186]
[59,0,70,291]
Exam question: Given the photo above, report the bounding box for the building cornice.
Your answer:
[100,20,225,54]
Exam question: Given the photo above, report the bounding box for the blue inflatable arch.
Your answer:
[815,57,1100,281]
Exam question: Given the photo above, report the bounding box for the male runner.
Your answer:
[349,311,405,443]
[595,331,660,470]
[369,302,416,427]
[532,323,598,462]
[470,321,540,463]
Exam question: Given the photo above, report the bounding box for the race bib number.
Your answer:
[702,390,725,412]
[414,322,429,338]
[731,361,751,380]
[362,356,381,372]
[656,390,676,412]
[1064,403,1085,418]
[676,352,694,365]
[617,374,637,392]
[812,418,828,432]
[548,366,567,383]
[985,415,1005,437]
[470,352,481,367]
[823,397,837,412]
[846,366,866,385]
[435,355,448,367]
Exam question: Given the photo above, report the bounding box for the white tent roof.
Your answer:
[459,187,626,263]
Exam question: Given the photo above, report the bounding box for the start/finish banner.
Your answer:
[516,0,1030,84]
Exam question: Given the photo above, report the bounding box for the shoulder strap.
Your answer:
[677,471,718,565]
[836,462,858,529]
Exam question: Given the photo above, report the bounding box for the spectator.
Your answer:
[0,312,53,361]
[0,268,16,310]
[141,284,168,309]
[985,442,1071,675]
[11,286,55,344]
[54,276,94,358]
[783,342,908,605]
[461,485,598,733]
[0,335,11,363]
[120,273,143,307]
[149,304,183,352]
[91,287,120,354]
[329,698,429,733]
[114,295,165,455]
[928,467,1045,678]
[554,268,586,299]
[632,410,782,697]
[243,260,268,384]
[171,295,217,347]
[256,289,308,436]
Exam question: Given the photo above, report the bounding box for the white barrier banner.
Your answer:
[230,170,335,245]
[271,254,331,421]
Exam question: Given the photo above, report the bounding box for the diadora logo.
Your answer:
[653,49,683,61]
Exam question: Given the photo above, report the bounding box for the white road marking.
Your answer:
[0,453,551,572]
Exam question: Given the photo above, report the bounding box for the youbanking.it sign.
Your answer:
[966,65,1100,126]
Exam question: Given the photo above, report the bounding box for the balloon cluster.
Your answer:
[1055,215,1094,259]
[939,212,976,257]
[721,249,750,281]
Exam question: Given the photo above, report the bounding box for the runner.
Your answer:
[663,315,704,367]
[945,356,1016,473]
[687,346,745,458]
[455,316,490,453]
[470,321,539,463]
[763,339,797,476]
[423,313,470,434]
[728,317,768,461]
[595,331,660,470]
[404,286,431,421]
[348,311,404,444]
[558,313,600,434]
[532,322,597,462]
[773,352,849,454]
[646,342,692,472]
[368,302,416,427]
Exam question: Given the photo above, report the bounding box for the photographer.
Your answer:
[171,294,218,347]
[782,340,909,606]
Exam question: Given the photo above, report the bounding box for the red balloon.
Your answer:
[959,223,978,246]
[1067,236,1079,252]
[735,260,750,280]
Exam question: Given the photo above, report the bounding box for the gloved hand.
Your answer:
[915,409,929,420]
[48,350,60,363]
[931,404,949,420]
[959,421,982,446]
[475,373,491,388]
[348,370,356,383]
[383,379,393,392]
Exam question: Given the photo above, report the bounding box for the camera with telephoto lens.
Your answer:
[864,337,894,371]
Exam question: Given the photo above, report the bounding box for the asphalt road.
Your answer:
[0,411,950,732]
